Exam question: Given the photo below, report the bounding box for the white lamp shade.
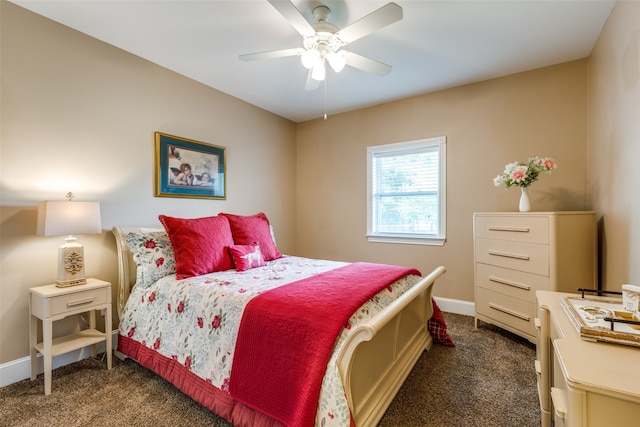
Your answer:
[37,201,102,236]
[301,49,320,69]
[327,51,346,73]
[311,62,326,81]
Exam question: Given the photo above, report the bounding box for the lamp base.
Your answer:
[57,239,87,287]
[55,278,88,287]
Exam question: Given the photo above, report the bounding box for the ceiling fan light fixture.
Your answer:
[311,61,326,81]
[326,50,346,72]
[301,48,320,69]
[241,1,404,91]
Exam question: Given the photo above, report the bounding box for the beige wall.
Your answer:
[296,60,590,302]
[587,0,640,290]
[0,2,297,364]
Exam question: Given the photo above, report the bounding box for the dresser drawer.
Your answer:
[476,287,536,337]
[475,263,549,301]
[50,288,108,317]
[475,238,549,276]
[474,214,549,244]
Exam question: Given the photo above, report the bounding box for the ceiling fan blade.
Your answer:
[239,48,303,62]
[304,69,320,91]
[267,0,316,38]
[334,2,403,45]
[344,51,392,76]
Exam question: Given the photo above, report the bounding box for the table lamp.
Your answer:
[37,192,102,287]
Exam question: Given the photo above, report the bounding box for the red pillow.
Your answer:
[228,243,266,272]
[159,214,234,279]
[219,212,282,261]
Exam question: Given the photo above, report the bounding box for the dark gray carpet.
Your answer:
[0,313,540,426]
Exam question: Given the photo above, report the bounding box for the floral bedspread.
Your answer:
[119,256,421,427]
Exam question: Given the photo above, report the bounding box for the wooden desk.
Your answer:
[536,290,640,427]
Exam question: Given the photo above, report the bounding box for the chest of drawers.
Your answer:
[473,212,597,343]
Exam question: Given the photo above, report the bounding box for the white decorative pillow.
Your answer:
[125,231,176,288]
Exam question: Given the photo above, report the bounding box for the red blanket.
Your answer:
[229,262,421,427]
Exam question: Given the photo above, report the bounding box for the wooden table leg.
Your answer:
[106,308,112,369]
[89,310,97,359]
[43,318,52,395]
[29,313,38,381]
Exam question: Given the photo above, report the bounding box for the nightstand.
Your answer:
[29,278,112,395]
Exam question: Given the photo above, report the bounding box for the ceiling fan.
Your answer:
[239,0,403,90]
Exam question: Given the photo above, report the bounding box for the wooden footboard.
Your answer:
[337,265,446,427]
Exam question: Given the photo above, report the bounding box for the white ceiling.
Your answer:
[11,0,616,122]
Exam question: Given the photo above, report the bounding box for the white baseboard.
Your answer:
[1,297,474,388]
[0,330,119,388]
[433,296,475,317]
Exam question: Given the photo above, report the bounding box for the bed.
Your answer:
[112,213,449,427]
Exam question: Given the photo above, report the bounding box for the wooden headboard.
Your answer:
[112,226,163,321]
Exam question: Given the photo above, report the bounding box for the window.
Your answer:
[366,136,446,246]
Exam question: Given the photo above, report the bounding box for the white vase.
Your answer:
[519,187,531,212]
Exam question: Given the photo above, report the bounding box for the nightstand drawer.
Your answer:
[474,215,549,244]
[50,288,108,316]
[476,287,536,337]
[475,263,549,300]
[475,238,549,275]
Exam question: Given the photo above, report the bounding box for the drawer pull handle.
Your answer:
[487,226,530,233]
[488,250,530,261]
[488,276,531,291]
[488,303,530,321]
[67,298,95,307]
[550,387,567,419]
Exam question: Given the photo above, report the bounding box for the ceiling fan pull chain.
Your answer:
[323,77,328,120]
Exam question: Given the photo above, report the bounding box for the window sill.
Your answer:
[366,234,445,246]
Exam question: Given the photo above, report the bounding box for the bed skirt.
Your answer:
[118,335,284,427]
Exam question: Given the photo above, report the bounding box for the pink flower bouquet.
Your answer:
[493,156,557,188]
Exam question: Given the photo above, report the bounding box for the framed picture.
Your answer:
[155,132,226,199]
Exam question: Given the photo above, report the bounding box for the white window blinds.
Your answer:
[367,136,446,245]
